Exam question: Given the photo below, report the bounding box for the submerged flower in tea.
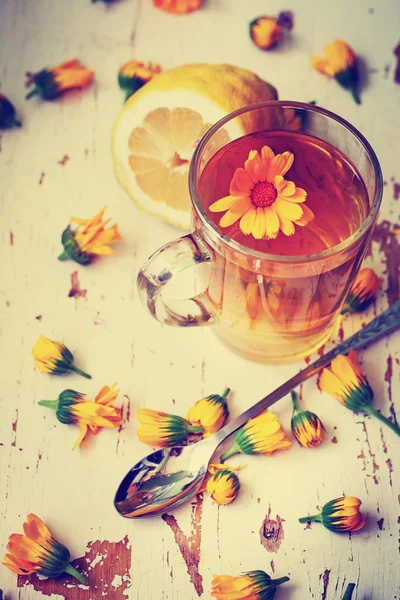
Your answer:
[0,94,22,129]
[25,59,94,100]
[209,145,313,240]
[186,388,230,437]
[249,17,281,50]
[152,0,203,14]
[211,570,289,599]
[299,496,366,532]
[311,40,360,104]
[290,391,325,448]
[2,514,87,584]
[118,61,162,101]
[221,410,291,460]
[319,350,400,437]
[32,334,91,379]
[137,409,204,447]
[58,207,122,265]
[245,279,282,321]
[39,384,120,449]
[342,268,382,314]
[206,468,240,505]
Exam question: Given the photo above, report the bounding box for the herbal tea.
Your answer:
[196,130,370,362]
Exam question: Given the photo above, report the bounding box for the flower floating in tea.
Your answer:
[2,513,87,584]
[220,410,291,460]
[211,570,289,599]
[152,0,203,14]
[318,350,400,437]
[32,334,91,379]
[58,207,122,265]
[249,17,282,50]
[118,60,162,101]
[25,58,94,100]
[0,94,22,129]
[209,145,314,240]
[342,267,382,314]
[299,496,366,532]
[39,384,120,449]
[186,388,230,437]
[290,391,325,448]
[311,40,361,104]
[137,409,204,447]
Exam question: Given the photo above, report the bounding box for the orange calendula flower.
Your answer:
[0,94,22,129]
[25,59,94,101]
[209,145,313,240]
[290,391,325,448]
[211,570,289,599]
[58,207,122,265]
[185,388,230,437]
[220,410,291,460]
[250,17,282,51]
[152,0,203,14]
[2,513,87,584]
[206,468,240,505]
[299,496,366,532]
[311,40,360,104]
[32,334,91,379]
[39,384,121,449]
[137,409,204,447]
[342,268,382,314]
[118,61,162,101]
[319,350,400,437]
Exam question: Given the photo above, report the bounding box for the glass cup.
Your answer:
[137,102,382,363]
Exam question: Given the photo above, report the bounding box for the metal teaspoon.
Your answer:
[114,301,400,519]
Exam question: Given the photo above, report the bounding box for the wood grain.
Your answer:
[0,0,399,598]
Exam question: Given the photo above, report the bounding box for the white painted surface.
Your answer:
[0,0,399,598]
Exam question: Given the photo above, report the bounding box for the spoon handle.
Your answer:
[214,301,400,442]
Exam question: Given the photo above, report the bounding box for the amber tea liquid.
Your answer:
[197,131,370,362]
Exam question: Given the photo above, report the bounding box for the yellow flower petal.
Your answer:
[330,354,361,388]
[230,196,252,214]
[284,186,307,203]
[220,210,242,228]
[209,195,235,213]
[239,207,257,235]
[267,151,294,180]
[277,214,295,236]
[253,207,266,239]
[318,368,347,403]
[311,56,334,76]
[264,207,280,239]
[295,203,314,226]
[273,197,303,221]
[229,167,253,196]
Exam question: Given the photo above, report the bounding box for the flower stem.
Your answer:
[64,563,88,585]
[291,390,301,412]
[351,87,361,105]
[25,88,38,100]
[38,400,58,410]
[220,440,241,462]
[364,405,400,437]
[272,576,290,586]
[341,583,356,600]
[187,425,204,434]
[58,251,69,261]
[298,513,322,524]
[70,365,92,379]
[221,387,231,400]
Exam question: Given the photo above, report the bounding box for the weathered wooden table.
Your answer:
[1,0,399,598]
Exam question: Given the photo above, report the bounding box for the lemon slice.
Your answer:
[111,63,278,229]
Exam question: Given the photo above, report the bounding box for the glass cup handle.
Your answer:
[137,233,216,327]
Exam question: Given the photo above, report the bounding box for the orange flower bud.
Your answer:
[152,0,203,14]
[299,496,366,532]
[250,17,281,50]
[311,40,360,104]
[26,58,94,101]
[342,268,382,313]
[118,61,162,101]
